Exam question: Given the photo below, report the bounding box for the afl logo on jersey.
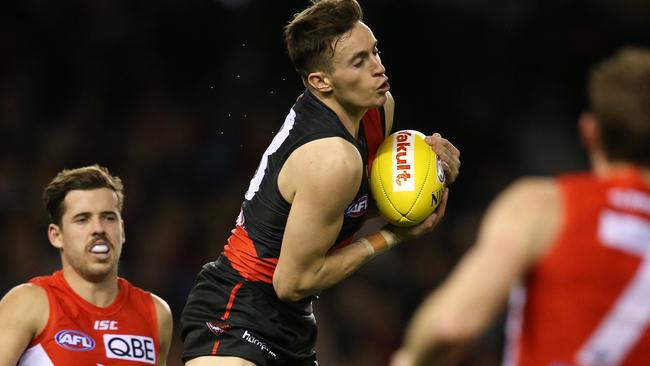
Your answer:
[55,330,96,351]
[346,194,368,218]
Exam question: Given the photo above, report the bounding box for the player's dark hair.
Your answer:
[43,164,124,226]
[588,46,650,166]
[284,0,363,82]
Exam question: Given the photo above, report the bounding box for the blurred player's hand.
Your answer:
[425,133,460,184]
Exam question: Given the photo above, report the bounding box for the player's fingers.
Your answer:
[433,188,449,225]
[414,189,448,235]
[442,137,460,158]
[425,133,460,162]
[425,134,460,184]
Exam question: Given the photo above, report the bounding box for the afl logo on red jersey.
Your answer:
[346,194,368,218]
[55,330,96,351]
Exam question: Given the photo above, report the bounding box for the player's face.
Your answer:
[50,188,125,282]
[328,22,389,110]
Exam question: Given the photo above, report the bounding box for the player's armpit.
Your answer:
[0,284,49,365]
[273,137,366,301]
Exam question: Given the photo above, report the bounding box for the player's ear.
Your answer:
[48,223,64,249]
[307,71,333,93]
[579,111,600,151]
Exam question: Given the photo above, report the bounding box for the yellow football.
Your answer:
[370,130,446,227]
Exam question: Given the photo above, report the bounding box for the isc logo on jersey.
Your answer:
[55,330,95,351]
[104,334,156,364]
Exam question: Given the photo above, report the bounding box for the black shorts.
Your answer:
[180,257,318,366]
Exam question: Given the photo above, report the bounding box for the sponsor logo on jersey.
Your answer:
[104,334,156,364]
[242,330,277,360]
[94,320,118,330]
[55,330,96,351]
[345,194,368,218]
[393,131,415,192]
[206,321,232,336]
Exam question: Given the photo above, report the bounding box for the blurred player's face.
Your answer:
[327,21,389,110]
[49,188,125,283]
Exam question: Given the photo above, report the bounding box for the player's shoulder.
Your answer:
[120,279,169,310]
[294,136,363,176]
[150,293,172,318]
[482,177,562,262]
[488,176,561,228]
[286,137,363,200]
[504,176,559,203]
[150,293,173,345]
[0,283,49,328]
[2,283,48,305]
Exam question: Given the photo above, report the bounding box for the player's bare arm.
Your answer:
[274,137,369,301]
[0,284,49,364]
[152,294,173,366]
[393,177,561,366]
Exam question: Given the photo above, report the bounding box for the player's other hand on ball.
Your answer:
[387,188,449,240]
[425,133,460,184]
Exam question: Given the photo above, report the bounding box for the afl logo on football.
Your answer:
[55,330,96,351]
[436,156,446,183]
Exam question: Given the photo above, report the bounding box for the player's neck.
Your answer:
[594,160,650,183]
[313,92,366,138]
[61,266,120,307]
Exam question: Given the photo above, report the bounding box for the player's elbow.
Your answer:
[274,285,309,302]
[272,275,310,302]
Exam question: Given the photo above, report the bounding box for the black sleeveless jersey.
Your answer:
[223,90,386,283]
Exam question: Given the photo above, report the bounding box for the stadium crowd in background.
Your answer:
[2,0,650,364]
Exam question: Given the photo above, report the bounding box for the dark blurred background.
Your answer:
[2,0,649,364]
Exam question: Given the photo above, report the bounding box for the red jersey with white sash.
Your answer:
[18,271,160,365]
[504,169,650,366]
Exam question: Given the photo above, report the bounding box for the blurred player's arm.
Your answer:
[152,294,173,366]
[392,177,561,366]
[0,284,49,364]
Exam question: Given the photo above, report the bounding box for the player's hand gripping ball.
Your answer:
[370,130,446,227]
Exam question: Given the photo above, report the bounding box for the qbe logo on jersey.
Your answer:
[393,130,416,192]
[104,334,156,364]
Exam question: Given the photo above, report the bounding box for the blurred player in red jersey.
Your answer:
[392,46,650,366]
[0,165,173,365]
[180,0,460,365]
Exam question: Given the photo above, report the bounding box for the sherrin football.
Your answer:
[370,130,446,227]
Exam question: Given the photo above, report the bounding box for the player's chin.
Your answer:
[80,264,116,282]
[368,92,388,107]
